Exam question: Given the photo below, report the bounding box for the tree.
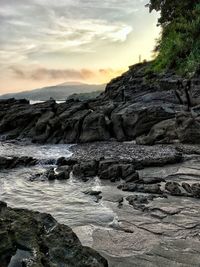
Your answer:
[147,1,196,26]
[147,1,200,76]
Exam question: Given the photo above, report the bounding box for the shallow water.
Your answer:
[0,142,115,228]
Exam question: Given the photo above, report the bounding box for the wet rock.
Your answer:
[120,183,138,192]
[0,156,37,170]
[55,166,71,180]
[191,183,200,198]
[182,182,192,194]
[98,159,137,182]
[99,164,121,181]
[165,182,182,196]
[138,177,165,184]
[138,184,163,194]
[46,168,56,180]
[0,202,108,267]
[83,190,102,202]
[84,190,102,196]
[126,195,155,206]
[124,172,139,183]
[56,157,78,167]
[73,160,99,178]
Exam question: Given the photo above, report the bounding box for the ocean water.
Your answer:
[0,142,115,228]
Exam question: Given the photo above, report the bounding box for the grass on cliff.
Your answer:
[151,3,200,77]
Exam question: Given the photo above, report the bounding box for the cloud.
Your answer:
[0,0,160,92]
[10,66,124,83]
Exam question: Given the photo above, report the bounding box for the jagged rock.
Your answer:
[0,202,108,267]
[1,62,200,144]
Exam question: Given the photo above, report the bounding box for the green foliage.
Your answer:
[148,1,200,76]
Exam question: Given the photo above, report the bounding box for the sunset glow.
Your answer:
[0,0,160,94]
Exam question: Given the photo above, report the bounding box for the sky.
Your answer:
[0,0,160,94]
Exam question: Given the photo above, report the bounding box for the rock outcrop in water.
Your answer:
[1,63,200,144]
[0,202,107,267]
[0,156,37,170]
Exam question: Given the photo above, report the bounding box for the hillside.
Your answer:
[0,62,200,144]
[0,82,105,101]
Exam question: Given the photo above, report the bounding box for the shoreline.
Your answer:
[1,140,200,266]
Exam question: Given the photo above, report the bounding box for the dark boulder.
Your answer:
[176,112,200,144]
[73,160,99,178]
[0,202,108,267]
[55,166,71,180]
[79,111,111,142]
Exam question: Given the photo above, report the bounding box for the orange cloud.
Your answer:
[10,66,125,84]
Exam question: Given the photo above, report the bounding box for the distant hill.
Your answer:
[67,90,102,101]
[0,82,105,101]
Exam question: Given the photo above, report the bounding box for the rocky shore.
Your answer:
[1,63,200,145]
[0,201,107,267]
[1,141,200,266]
[1,62,200,266]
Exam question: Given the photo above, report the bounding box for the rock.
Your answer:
[124,172,139,183]
[138,177,165,184]
[1,62,200,144]
[46,168,56,180]
[83,190,102,202]
[99,164,121,181]
[56,157,78,166]
[0,202,108,267]
[165,182,182,196]
[73,160,99,178]
[182,182,192,194]
[79,111,111,142]
[55,166,71,180]
[98,159,137,182]
[120,182,162,194]
[137,119,178,145]
[176,112,200,144]
[0,156,37,170]
[121,183,138,192]
[84,190,102,196]
[126,195,155,206]
[191,183,200,198]
[138,184,163,194]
